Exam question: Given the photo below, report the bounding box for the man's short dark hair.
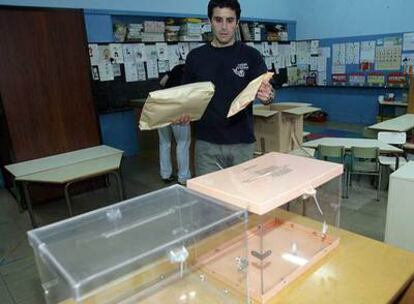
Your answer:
[208,0,241,21]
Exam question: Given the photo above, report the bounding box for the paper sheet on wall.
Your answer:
[146,60,159,79]
[402,53,414,74]
[109,44,124,64]
[124,62,139,82]
[145,44,158,61]
[156,43,168,61]
[262,42,271,56]
[310,56,318,71]
[168,44,180,61]
[403,32,414,51]
[134,44,147,62]
[177,43,190,60]
[360,41,376,63]
[158,60,170,73]
[332,43,346,65]
[317,70,327,86]
[122,44,135,63]
[375,45,402,70]
[137,62,147,81]
[98,62,114,81]
[310,40,319,55]
[98,45,112,63]
[271,42,278,56]
[91,66,99,80]
[318,47,331,58]
[265,57,273,70]
[296,41,311,65]
[317,56,327,72]
[88,44,99,65]
[112,64,121,77]
[139,82,215,130]
[346,42,360,64]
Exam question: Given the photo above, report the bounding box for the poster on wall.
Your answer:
[109,44,124,64]
[403,32,414,51]
[332,43,346,65]
[360,41,376,63]
[402,53,414,74]
[346,42,360,64]
[124,62,139,82]
[88,44,99,65]
[98,61,114,81]
[375,37,402,70]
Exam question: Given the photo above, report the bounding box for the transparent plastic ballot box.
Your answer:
[187,152,343,303]
[27,185,249,304]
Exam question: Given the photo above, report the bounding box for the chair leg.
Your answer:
[377,172,381,202]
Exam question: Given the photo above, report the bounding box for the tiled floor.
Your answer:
[0,122,392,303]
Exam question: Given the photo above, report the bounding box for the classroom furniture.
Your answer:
[368,114,414,132]
[378,100,408,121]
[316,144,348,197]
[377,131,408,171]
[265,209,414,304]
[0,7,100,202]
[4,145,124,228]
[348,146,381,200]
[385,161,414,253]
[302,137,403,153]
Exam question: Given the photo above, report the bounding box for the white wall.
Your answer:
[0,0,296,20]
[291,0,414,39]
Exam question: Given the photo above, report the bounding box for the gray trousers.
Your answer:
[195,140,255,176]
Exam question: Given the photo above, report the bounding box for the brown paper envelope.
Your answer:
[139,82,215,130]
[227,72,273,118]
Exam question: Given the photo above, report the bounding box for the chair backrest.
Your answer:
[317,144,345,162]
[377,131,406,145]
[350,146,380,172]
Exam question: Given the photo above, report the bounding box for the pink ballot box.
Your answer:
[188,152,343,303]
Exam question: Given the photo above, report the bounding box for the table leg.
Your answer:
[64,182,74,217]
[110,170,124,201]
[22,181,38,228]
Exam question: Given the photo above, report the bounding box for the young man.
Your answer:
[181,0,274,176]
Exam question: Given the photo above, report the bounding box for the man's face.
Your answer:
[210,7,238,47]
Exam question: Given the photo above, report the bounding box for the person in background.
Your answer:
[158,64,191,185]
[179,0,274,176]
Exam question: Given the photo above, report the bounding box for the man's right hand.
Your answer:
[173,114,191,125]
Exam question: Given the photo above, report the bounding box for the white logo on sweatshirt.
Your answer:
[232,63,249,77]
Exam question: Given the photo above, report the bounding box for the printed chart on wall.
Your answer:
[375,37,402,70]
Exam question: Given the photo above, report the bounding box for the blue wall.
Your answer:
[292,0,414,40]
[0,0,296,20]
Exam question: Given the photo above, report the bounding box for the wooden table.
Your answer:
[265,209,414,304]
[4,145,124,227]
[302,137,403,153]
[378,101,408,121]
[369,114,414,132]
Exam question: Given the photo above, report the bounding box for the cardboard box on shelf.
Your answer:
[253,103,319,153]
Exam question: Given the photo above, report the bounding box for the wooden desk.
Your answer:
[4,145,124,227]
[265,209,414,304]
[378,101,408,121]
[302,137,403,153]
[369,114,414,132]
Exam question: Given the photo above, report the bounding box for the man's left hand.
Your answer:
[256,79,275,105]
